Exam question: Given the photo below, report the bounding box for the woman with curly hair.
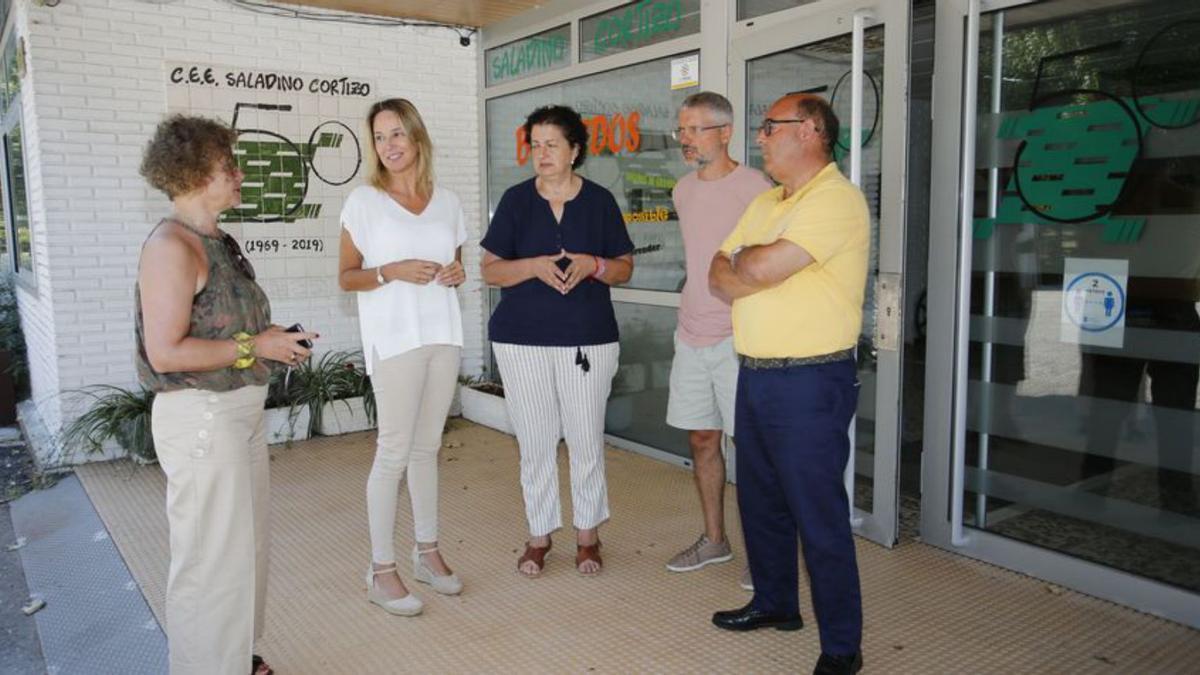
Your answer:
[136,114,316,675]
[481,105,634,577]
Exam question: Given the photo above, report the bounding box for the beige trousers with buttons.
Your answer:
[152,384,269,675]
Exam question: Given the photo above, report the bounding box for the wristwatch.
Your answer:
[375,266,386,286]
[729,246,746,270]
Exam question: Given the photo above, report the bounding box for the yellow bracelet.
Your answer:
[232,332,256,370]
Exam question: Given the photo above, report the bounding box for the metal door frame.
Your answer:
[922,0,1200,628]
[729,0,913,547]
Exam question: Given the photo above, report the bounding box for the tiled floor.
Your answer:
[76,419,1200,674]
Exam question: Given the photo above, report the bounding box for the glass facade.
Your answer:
[609,301,688,457]
[5,119,27,272]
[483,52,701,457]
[485,53,696,292]
[485,24,571,87]
[2,35,14,104]
[0,23,27,276]
[744,27,886,512]
[579,0,701,62]
[484,296,688,458]
[737,0,820,22]
[482,0,1200,619]
[965,0,1200,591]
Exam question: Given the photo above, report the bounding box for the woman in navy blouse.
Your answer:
[481,105,634,577]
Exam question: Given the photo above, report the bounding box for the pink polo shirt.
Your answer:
[673,164,773,347]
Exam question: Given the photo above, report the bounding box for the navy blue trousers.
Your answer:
[735,358,863,656]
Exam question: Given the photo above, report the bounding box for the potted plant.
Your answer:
[0,273,26,424]
[263,366,312,445]
[458,374,512,435]
[60,385,157,464]
[289,350,376,436]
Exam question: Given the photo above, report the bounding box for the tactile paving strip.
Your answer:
[11,474,167,675]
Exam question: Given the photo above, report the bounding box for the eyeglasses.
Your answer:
[756,118,813,137]
[670,124,728,141]
[221,232,256,281]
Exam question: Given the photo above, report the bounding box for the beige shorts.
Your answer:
[666,332,738,437]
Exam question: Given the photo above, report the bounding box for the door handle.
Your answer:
[849,9,873,188]
[950,0,983,548]
[844,8,875,530]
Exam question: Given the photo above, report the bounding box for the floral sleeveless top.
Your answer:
[135,220,272,393]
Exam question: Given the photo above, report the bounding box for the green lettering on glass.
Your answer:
[974,95,1195,244]
[491,34,568,83]
[593,0,683,56]
[625,171,676,189]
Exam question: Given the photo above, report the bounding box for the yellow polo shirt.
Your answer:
[719,162,869,359]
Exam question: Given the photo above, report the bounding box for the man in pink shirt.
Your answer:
[665,92,772,586]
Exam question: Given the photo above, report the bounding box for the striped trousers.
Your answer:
[493,342,619,536]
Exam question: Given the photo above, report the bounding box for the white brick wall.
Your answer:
[16,0,484,463]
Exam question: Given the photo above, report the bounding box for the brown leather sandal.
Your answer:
[517,539,551,577]
[575,541,603,576]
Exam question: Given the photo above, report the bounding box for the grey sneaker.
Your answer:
[739,566,754,591]
[666,534,733,572]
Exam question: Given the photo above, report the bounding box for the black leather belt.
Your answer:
[738,348,855,369]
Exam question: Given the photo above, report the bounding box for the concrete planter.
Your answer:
[317,396,374,436]
[447,381,463,418]
[459,384,512,435]
[264,405,312,445]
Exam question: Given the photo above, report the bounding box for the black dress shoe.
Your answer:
[711,603,803,631]
[813,652,862,675]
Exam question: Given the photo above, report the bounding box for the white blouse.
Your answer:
[340,184,467,373]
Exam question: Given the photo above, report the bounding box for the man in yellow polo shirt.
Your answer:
[708,93,868,675]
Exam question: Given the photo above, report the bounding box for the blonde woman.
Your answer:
[338,98,466,616]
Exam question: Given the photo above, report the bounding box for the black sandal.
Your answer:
[252,654,273,675]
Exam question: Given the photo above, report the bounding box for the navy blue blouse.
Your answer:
[482,177,634,346]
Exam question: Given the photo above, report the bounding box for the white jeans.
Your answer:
[153,384,269,675]
[367,345,460,563]
[492,342,619,536]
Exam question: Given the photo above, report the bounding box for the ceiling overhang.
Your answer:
[276,0,548,28]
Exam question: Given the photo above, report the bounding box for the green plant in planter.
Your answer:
[264,365,309,444]
[348,354,377,427]
[287,350,376,436]
[61,385,156,463]
[0,272,28,398]
[460,373,504,397]
[266,365,300,410]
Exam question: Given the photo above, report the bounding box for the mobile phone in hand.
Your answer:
[285,323,314,349]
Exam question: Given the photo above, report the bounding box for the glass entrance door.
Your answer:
[730,0,912,547]
[926,0,1200,628]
